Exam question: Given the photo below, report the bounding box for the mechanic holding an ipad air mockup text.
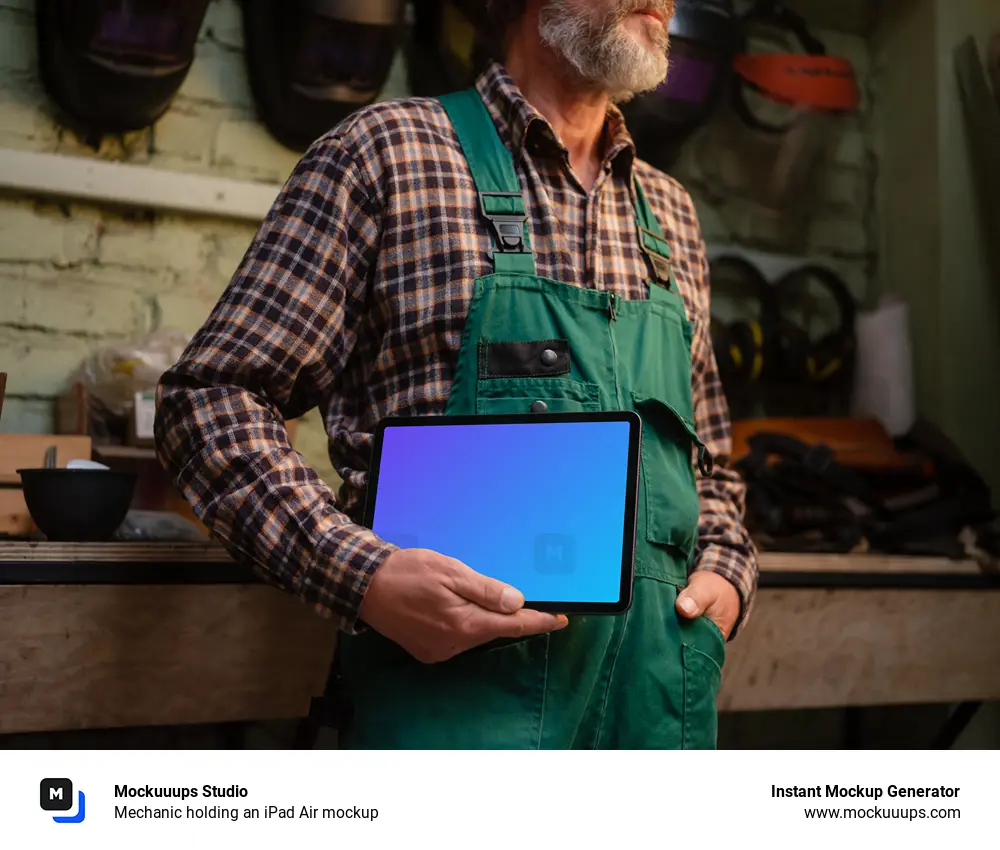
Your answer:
[155,0,758,749]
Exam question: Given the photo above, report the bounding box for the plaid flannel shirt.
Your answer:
[155,62,759,636]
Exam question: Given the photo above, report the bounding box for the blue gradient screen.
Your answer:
[370,420,634,603]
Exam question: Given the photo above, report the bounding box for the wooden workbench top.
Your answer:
[0,541,994,589]
[0,540,233,563]
[0,540,980,568]
[1,542,998,732]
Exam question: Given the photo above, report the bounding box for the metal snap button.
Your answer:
[530,400,548,413]
[540,348,558,366]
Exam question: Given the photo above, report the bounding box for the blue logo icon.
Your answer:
[534,533,576,574]
[40,779,86,823]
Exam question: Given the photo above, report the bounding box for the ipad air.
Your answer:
[362,411,641,614]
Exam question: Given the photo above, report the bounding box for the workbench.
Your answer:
[1,542,998,739]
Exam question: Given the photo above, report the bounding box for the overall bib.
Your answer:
[339,88,726,749]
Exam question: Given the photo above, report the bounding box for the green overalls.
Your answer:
[338,88,726,749]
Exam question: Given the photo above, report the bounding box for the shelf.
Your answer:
[0,149,281,223]
[92,445,158,461]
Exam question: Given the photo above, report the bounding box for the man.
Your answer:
[155,0,757,749]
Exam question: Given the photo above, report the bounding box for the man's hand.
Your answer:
[675,571,740,640]
[359,548,569,664]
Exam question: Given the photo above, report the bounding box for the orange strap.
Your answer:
[733,54,860,111]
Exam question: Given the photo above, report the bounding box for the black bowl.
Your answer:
[17,468,137,542]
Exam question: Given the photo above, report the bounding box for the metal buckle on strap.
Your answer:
[646,252,674,287]
[638,227,673,287]
[480,192,528,256]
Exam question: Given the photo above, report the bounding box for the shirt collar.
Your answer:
[474,61,637,178]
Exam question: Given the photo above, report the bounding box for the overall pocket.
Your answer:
[631,391,702,560]
[679,612,727,750]
[477,376,601,414]
[340,631,550,750]
[473,337,602,415]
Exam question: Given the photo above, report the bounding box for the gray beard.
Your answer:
[539,0,670,102]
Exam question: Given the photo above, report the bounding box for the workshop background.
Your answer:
[0,0,874,477]
[0,0,998,749]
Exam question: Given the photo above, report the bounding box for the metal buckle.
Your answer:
[646,251,673,287]
[479,192,528,256]
[639,227,673,286]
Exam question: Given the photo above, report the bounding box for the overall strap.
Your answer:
[439,88,536,275]
[632,178,678,302]
[633,177,710,471]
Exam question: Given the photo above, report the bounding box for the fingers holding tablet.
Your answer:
[359,547,568,664]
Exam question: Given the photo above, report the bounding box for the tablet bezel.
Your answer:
[362,411,641,615]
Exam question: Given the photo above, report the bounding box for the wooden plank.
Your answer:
[0,542,982,577]
[757,552,982,576]
[0,541,233,563]
[0,434,92,475]
[0,583,337,734]
[0,488,31,536]
[93,445,158,461]
[1,570,997,732]
[719,587,1000,711]
[0,149,280,223]
[731,417,931,473]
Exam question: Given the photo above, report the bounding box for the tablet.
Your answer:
[362,411,641,614]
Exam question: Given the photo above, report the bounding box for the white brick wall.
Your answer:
[0,0,351,478]
[0,0,875,485]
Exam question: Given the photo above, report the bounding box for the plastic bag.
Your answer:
[72,330,190,417]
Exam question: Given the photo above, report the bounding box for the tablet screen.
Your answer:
[367,416,637,608]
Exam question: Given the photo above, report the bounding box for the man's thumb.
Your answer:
[449,561,525,613]
[676,585,708,619]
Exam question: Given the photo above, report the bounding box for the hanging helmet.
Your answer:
[621,0,744,171]
[731,1,860,134]
[36,0,211,134]
[243,0,406,151]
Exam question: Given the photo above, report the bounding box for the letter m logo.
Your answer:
[39,778,74,812]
